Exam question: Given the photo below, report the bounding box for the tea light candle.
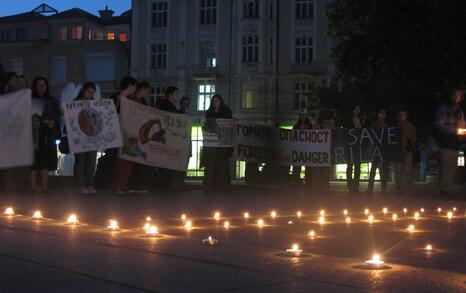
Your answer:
[181,214,187,222]
[403,208,408,214]
[437,207,442,213]
[3,207,14,216]
[420,208,425,213]
[203,236,218,246]
[319,210,325,216]
[33,210,43,220]
[270,210,277,219]
[425,244,433,251]
[365,254,385,268]
[286,243,303,255]
[414,212,420,220]
[145,225,160,237]
[343,209,348,216]
[345,217,351,223]
[406,224,415,232]
[318,216,325,224]
[368,215,374,224]
[447,211,453,220]
[243,212,250,220]
[107,219,119,231]
[382,207,388,214]
[66,214,79,225]
[184,220,192,230]
[392,213,398,221]
[214,212,221,221]
[257,219,264,228]
[296,211,302,218]
[223,221,230,230]
[308,230,316,237]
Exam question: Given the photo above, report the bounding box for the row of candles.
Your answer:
[2,205,462,268]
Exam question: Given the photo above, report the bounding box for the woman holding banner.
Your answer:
[30,77,61,193]
[203,95,233,193]
[73,82,98,194]
[345,104,365,192]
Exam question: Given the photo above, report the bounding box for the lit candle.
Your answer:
[345,217,351,223]
[457,128,466,135]
[145,216,152,222]
[286,243,303,255]
[403,208,408,214]
[3,207,14,216]
[270,210,277,219]
[224,221,230,230]
[414,212,420,220]
[214,212,220,221]
[243,212,250,220]
[202,236,218,246]
[364,208,369,215]
[296,211,302,218]
[181,214,187,222]
[143,222,151,231]
[365,254,385,268]
[184,220,192,230]
[447,211,453,220]
[368,215,374,224]
[406,224,415,232]
[145,225,159,237]
[107,219,119,231]
[257,219,264,228]
[288,220,294,225]
[452,207,457,212]
[420,208,425,213]
[343,209,348,216]
[66,214,79,225]
[318,216,325,224]
[392,213,398,221]
[308,230,316,237]
[425,244,433,251]
[319,210,325,216]
[437,207,442,213]
[33,210,43,220]
[383,207,388,214]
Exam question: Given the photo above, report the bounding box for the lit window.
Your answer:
[150,86,166,107]
[151,44,167,69]
[296,0,313,19]
[107,32,115,40]
[88,28,93,40]
[71,26,83,40]
[152,1,168,27]
[243,0,259,18]
[242,35,259,63]
[295,37,313,64]
[119,32,127,42]
[200,0,217,25]
[242,90,255,109]
[57,27,67,40]
[197,82,215,111]
[199,41,216,68]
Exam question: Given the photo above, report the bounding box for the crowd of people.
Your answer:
[0,64,465,197]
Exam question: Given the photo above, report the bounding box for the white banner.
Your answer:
[63,99,122,154]
[203,118,236,147]
[119,98,192,171]
[0,89,33,168]
[235,124,331,167]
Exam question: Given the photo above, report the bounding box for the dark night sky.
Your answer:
[0,0,131,17]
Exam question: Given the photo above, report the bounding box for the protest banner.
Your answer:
[63,99,122,154]
[0,89,33,168]
[235,124,331,167]
[31,98,45,116]
[119,98,192,171]
[331,127,402,164]
[203,118,236,147]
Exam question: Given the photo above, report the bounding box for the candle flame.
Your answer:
[257,219,264,227]
[243,212,250,219]
[33,210,43,219]
[308,230,316,237]
[67,214,79,225]
[406,224,415,232]
[343,209,348,215]
[296,211,302,218]
[346,217,351,223]
[214,212,220,220]
[447,211,453,219]
[364,209,369,215]
[224,221,230,229]
[145,225,159,236]
[368,215,374,223]
[107,219,119,230]
[181,214,187,221]
[270,210,277,219]
[318,216,325,224]
[319,210,325,216]
[383,207,388,214]
[185,220,192,230]
[392,213,398,221]
[425,244,433,251]
[4,207,14,216]
[403,208,408,213]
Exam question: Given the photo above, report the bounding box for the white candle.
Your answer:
[406,224,415,232]
[33,210,43,220]
[368,215,374,224]
[203,236,218,246]
[3,207,14,216]
[243,212,250,220]
[286,243,303,255]
[270,210,277,219]
[145,225,159,236]
[181,214,187,222]
[185,220,192,230]
[318,216,325,224]
[257,219,264,228]
[447,211,453,220]
[107,219,119,231]
[365,254,385,268]
[343,209,348,216]
[66,214,79,225]
[308,230,316,237]
[296,211,302,218]
[392,213,398,221]
[383,207,388,214]
[414,212,420,220]
[319,210,325,216]
[224,221,230,230]
[364,209,370,215]
[214,212,220,221]
[345,217,351,223]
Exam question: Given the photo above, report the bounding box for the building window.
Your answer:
[57,27,67,40]
[71,26,83,40]
[296,0,314,19]
[1,29,13,42]
[15,29,28,41]
[243,0,260,18]
[107,32,115,40]
[242,90,255,109]
[152,1,168,28]
[88,28,93,40]
[51,56,67,84]
[242,35,259,63]
[119,32,128,42]
[294,82,311,110]
[197,83,215,111]
[199,41,216,68]
[150,86,166,107]
[200,0,217,25]
[9,58,23,75]
[84,54,115,81]
[295,37,313,64]
[151,44,167,69]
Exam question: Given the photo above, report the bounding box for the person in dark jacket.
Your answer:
[367,109,389,193]
[30,77,61,192]
[156,86,180,192]
[345,104,365,192]
[291,109,313,187]
[203,94,233,193]
[72,82,98,194]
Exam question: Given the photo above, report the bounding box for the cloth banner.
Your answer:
[331,127,402,164]
[235,124,331,167]
[63,99,122,154]
[203,119,236,147]
[0,89,33,168]
[119,98,192,171]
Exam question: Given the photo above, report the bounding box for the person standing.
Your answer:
[4,72,20,92]
[367,109,389,193]
[312,109,335,191]
[292,109,313,187]
[127,81,153,194]
[345,104,365,192]
[203,95,233,193]
[395,109,416,193]
[434,87,465,195]
[72,82,98,194]
[157,86,180,192]
[30,77,61,193]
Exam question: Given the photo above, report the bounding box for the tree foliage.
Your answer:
[325,0,466,129]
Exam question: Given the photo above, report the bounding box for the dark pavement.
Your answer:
[0,182,465,292]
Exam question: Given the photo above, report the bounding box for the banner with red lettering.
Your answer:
[119,98,192,171]
[235,124,331,167]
